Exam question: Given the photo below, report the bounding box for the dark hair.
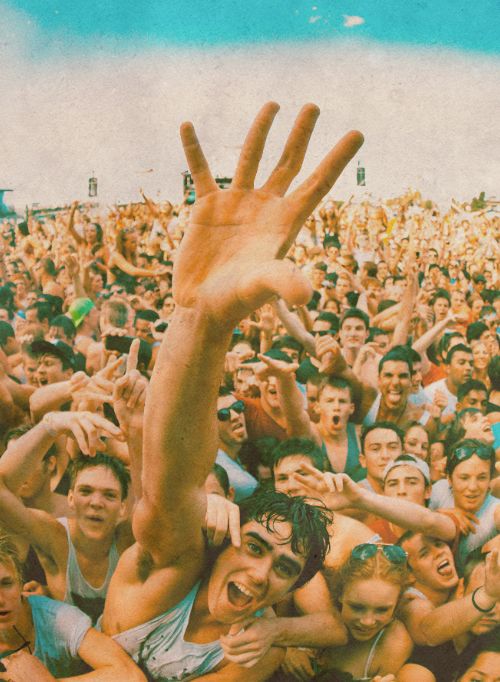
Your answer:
[134,309,159,324]
[445,343,472,365]
[457,379,488,403]
[262,349,293,364]
[26,302,51,324]
[272,438,326,472]
[218,385,234,398]
[361,422,404,453]
[378,345,413,375]
[210,463,230,497]
[68,453,131,500]
[238,490,331,589]
[316,311,340,329]
[239,436,280,478]
[318,375,355,402]
[453,630,500,681]
[50,315,77,340]
[340,308,369,330]
[272,335,303,354]
[368,327,388,342]
[488,355,500,391]
[446,438,495,477]
[377,299,398,314]
[462,548,485,588]
[466,321,488,344]
[0,320,15,346]
[430,289,451,306]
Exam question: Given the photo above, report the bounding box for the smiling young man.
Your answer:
[99,102,363,680]
[425,344,474,417]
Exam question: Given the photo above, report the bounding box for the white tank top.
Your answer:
[58,517,119,624]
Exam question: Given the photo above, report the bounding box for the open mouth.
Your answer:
[332,415,340,426]
[436,559,454,577]
[86,515,104,524]
[0,611,11,618]
[38,378,48,386]
[227,581,253,608]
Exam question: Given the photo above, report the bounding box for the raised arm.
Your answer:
[67,201,84,244]
[133,102,363,566]
[273,298,317,356]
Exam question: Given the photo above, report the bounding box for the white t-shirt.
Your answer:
[424,379,457,417]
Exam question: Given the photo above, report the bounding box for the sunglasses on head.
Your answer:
[451,443,492,464]
[350,543,407,564]
[217,400,245,421]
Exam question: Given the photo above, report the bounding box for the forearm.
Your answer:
[143,306,232,505]
[30,382,72,421]
[196,649,283,681]
[412,317,450,354]
[416,589,496,646]
[278,375,313,438]
[355,488,456,541]
[4,377,35,409]
[0,421,55,492]
[273,612,347,647]
[274,300,316,356]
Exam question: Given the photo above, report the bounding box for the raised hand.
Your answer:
[204,493,241,548]
[113,339,149,436]
[293,465,362,510]
[42,410,124,457]
[174,102,363,326]
[254,352,299,380]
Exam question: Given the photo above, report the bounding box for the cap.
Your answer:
[383,453,431,485]
[30,339,75,369]
[68,298,95,328]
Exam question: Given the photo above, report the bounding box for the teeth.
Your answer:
[233,581,253,598]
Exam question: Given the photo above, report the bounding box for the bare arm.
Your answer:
[392,266,419,347]
[273,298,316,356]
[412,312,455,355]
[67,201,84,244]
[133,102,362,567]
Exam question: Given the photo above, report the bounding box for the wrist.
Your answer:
[41,413,60,438]
[472,586,496,612]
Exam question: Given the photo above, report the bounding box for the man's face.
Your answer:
[161,297,175,319]
[378,360,412,410]
[274,455,319,498]
[36,354,71,385]
[22,355,39,386]
[451,290,466,311]
[339,317,368,350]
[234,366,258,398]
[402,535,458,591]
[383,465,429,505]
[208,519,306,623]
[311,269,325,289]
[317,385,355,435]
[411,361,423,393]
[68,466,125,540]
[459,390,488,415]
[373,333,390,355]
[0,561,23,629]
[335,276,351,301]
[450,455,491,513]
[377,262,388,281]
[433,297,450,321]
[217,394,248,448]
[461,411,494,443]
[306,381,319,422]
[360,428,402,483]
[447,351,473,388]
[258,375,280,411]
[464,563,500,636]
[134,318,153,342]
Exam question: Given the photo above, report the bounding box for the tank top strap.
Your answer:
[363,626,387,678]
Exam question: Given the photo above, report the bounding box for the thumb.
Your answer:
[237,260,312,311]
[227,617,253,637]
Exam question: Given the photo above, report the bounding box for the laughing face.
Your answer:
[340,577,400,642]
[450,455,491,513]
[378,360,412,410]
[402,535,458,591]
[207,519,306,623]
[68,466,126,541]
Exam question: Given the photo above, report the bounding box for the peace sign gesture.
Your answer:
[174,102,363,326]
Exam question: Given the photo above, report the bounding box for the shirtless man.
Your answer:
[100,102,363,680]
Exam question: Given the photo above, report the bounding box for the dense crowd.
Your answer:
[0,103,498,682]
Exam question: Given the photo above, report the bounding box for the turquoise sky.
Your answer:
[6,0,500,54]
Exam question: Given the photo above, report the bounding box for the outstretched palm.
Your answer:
[174,102,363,325]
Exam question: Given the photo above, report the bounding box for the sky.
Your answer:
[1,1,499,210]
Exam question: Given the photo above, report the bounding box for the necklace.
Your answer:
[12,626,32,655]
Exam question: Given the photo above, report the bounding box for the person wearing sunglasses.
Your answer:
[428,439,499,574]
[215,386,258,503]
[318,543,413,681]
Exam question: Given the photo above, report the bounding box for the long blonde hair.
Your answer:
[0,533,24,584]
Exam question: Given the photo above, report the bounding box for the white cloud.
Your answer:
[343,15,365,28]
[1,7,499,210]
[309,15,322,24]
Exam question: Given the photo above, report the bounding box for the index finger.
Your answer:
[101,354,124,379]
[126,339,140,373]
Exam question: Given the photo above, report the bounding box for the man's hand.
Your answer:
[437,508,478,536]
[483,548,500,602]
[0,650,56,681]
[174,102,363,326]
[113,339,148,436]
[315,335,346,375]
[220,617,279,668]
[254,353,298,381]
[294,466,363,510]
[42,411,124,457]
[280,647,316,681]
[205,494,241,548]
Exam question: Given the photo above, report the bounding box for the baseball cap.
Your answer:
[383,453,431,485]
[68,298,95,328]
[30,339,75,369]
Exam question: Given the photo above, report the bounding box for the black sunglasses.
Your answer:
[350,543,407,564]
[312,329,337,337]
[217,400,245,421]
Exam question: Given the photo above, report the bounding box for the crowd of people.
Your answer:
[0,102,498,682]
